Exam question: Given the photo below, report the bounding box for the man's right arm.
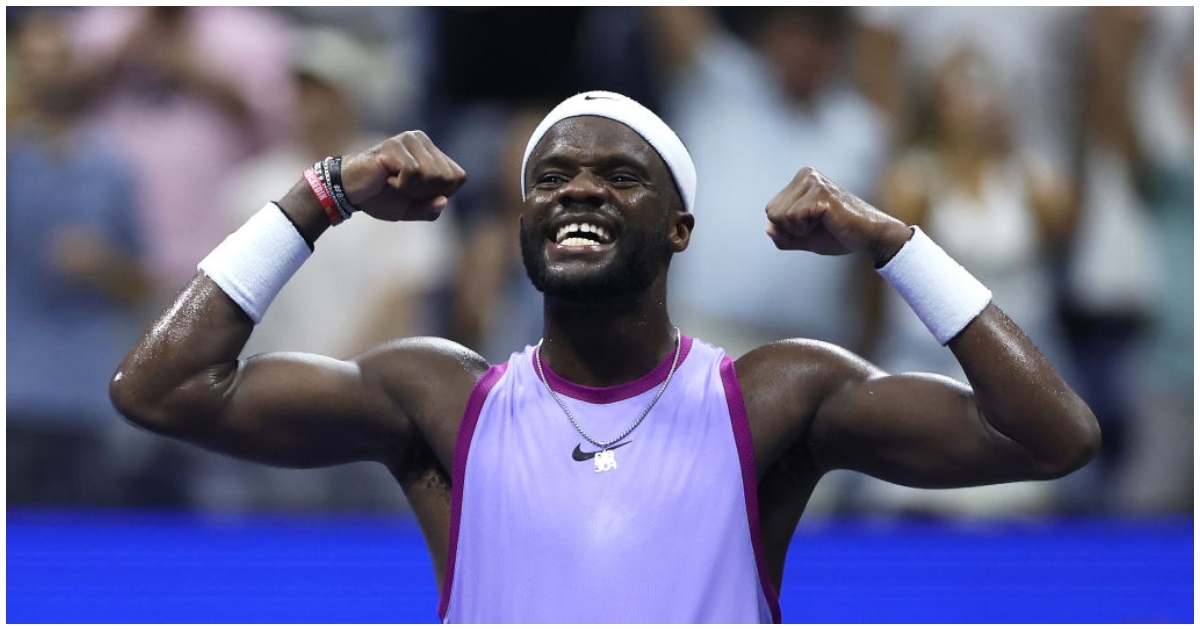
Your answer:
[109,131,475,470]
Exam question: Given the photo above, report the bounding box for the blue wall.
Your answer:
[6,511,1193,623]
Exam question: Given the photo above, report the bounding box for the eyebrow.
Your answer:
[531,154,655,176]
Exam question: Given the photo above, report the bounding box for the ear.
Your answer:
[669,211,695,253]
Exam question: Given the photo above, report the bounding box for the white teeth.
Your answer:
[555,222,611,245]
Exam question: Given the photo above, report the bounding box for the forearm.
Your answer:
[110,272,405,467]
[277,178,333,245]
[112,178,323,432]
[766,166,1100,485]
[878,228,1099,475]
[109,129,469,470]
[950,305,1100,477]
[110,275,255,433]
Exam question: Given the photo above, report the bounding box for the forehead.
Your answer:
[527,116,665,172]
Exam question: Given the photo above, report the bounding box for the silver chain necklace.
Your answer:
[534,328,682,473]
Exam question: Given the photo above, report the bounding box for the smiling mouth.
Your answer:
[553,222,614,248]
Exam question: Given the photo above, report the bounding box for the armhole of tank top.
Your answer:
[719,356,783,624]
[438,361,509,622]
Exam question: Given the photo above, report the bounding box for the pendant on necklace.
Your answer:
[594,449,618,473]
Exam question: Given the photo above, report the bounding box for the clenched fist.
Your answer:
[765,167,912,268]
[341,131,467,222]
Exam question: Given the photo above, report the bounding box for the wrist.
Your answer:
[871,221,915,269]
[279,179,333,246]
[339,151,377,206]
[876,226,993,345]
[198,203,312,323]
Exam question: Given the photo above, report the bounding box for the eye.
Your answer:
[609,172,641,187]
[535,173,568,189]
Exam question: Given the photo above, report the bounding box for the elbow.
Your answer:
[1036,400,1102,480]
[1066,398,1103,474]
[109,367,153,429]
[110,360,231,439]
[109,365,179,435]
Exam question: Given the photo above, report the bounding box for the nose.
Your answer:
[557,170,606,206]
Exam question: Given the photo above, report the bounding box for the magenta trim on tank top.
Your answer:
[531,335,695,403]
[438,362,508,620]
[720,356,783,624]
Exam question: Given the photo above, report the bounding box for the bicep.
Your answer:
[809,371,1036,488]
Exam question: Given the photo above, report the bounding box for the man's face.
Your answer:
[520,116,687,303]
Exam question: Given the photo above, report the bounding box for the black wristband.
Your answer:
[317,157,348,221]
[327,155,361,216]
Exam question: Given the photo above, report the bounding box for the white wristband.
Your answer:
[198,202,311,323]
[876,226,992,345]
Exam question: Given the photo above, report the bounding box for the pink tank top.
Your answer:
[439,335,780,623]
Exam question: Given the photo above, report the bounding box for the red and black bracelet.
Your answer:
[302,164,343,226]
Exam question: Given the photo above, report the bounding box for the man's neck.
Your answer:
[538,285,677,388]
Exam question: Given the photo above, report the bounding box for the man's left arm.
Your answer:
[760,167,1100,487]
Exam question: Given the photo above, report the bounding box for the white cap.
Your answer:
[520,90,697,214]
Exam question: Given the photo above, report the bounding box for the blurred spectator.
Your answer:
[646,7,890,516]
[854,7,1082,167]
[274,7,429,132]
[424,7,659,130]
[865,46,1076,390]
[854,46,1077,518]
[6,9,152,507]
[51,6,297,509]
[448,108,545,363]
[193,26,458,513]
[1117,10,1193,514]
[65,6,295,294]
[649,7,892,358]
[1055,7,1162,514]
[851,6,1193,517]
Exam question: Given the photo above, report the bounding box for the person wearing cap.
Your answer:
[110,91,1099,623]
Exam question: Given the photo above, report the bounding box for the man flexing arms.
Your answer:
[111,91,1098,622]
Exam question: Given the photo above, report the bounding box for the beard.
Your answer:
[520,219,672,303]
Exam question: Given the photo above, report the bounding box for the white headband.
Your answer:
[520,90,697,214]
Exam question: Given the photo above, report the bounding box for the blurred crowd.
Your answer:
[6,7,1193,518]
